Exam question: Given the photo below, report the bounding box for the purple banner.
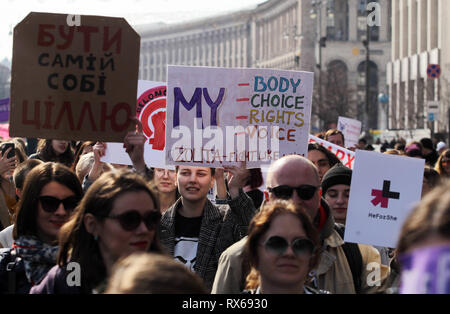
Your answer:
[399,245,450,294]
[0,98,9,122]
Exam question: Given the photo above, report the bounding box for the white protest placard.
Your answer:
[338,116,362,148]
[308,135,355,169]
[102,80,173,169]
[166,66,313,168]
[344,150,424,248]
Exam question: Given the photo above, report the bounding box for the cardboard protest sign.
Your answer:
[166,66,313,167]
[344,150,424,248]
[338,116,361,148]
[308,135,355,169]
[102,80,173,169]
[10,12,140,142]
[0,98,9,122]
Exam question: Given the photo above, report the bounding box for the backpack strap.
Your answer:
[334,224,363,294]
[4,248,20,294]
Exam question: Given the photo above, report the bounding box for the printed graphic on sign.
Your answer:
[344,150,424,248]
[371,180,400,208]
[166,66,314,167]
[102,81,173,169]
[137,85,167,151]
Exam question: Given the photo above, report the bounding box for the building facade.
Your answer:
[387,0,449,139]
[137,0,391,130]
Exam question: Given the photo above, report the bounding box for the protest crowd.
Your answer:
[0,11,449,297]
[0,127,448,295]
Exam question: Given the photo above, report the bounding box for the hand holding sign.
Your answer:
[224,162,250,199]
[123,117,146,172]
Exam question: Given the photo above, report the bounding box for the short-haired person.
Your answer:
[30,169,164,294]
[212,155,388,294]
[105,252,207,294]
[0,159,44,249]
[243,200,327,294]
[420,138,439,167]
[325,129,345,148]
[307,143,341,182]
[0,162,82,293]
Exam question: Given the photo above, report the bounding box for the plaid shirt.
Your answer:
[158,189,256,291]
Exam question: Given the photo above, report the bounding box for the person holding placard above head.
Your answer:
[243,200,328,294]
[212,155,388,294]
[435,149,450,178]
[395,180,450,294]
[307,143,341,182]
[123,117,256,291]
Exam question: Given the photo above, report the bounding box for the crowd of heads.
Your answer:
[0,129,448,295]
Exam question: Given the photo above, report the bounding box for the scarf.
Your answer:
[13,235,59,285]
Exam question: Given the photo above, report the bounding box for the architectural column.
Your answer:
[407,0,417,55]
[427,0,438,51]
[399,0,408,59]
[417,0,427,53]
[348,0,358,41]
[379,0,389,42]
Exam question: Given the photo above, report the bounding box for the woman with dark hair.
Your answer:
[307,143,341,182]
[30,169,164,294]
[0,162,82,293]
[29,139,74,168]
[435,148,450,178]
[243,200,326,294]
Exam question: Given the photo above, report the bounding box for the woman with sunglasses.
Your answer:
[30,169,164,294]
[243,200,327,294]
[435,148,450,178]
[0,162,82,293]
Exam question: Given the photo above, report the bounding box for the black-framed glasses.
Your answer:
[268,185,319,200]
[263,236,315,258]
[38,195,79,213]
[105,210,161,231]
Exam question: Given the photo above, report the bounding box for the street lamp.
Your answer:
[310,0,326,128]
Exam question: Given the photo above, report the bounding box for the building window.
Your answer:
[326,0,348,40]
[357,0,379,41]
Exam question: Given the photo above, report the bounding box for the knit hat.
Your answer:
[321,163,352,195]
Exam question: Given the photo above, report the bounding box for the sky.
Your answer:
[0,0,266,66]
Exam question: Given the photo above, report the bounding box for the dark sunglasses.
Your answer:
[38,195,79,213]
[106,210,161,231]
[268,185,319,200]
[263,236,315,258]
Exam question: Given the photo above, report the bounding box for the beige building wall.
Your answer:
[387,0,449,137]
[137,0,391,130]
